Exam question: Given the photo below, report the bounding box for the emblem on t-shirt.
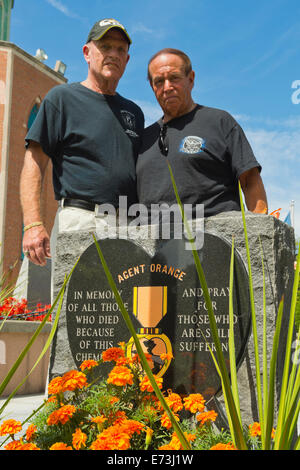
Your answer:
[121,110,139,138]
[121,110,136,130]
[179,136,205,154]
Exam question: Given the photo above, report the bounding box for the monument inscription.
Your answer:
[66,232,250,399]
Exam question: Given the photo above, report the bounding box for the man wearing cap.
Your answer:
[20,19,144,268]
[137,48,267,218]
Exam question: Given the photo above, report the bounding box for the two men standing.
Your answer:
[20,20,267,270]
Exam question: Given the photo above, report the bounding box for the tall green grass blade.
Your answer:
[0,276,66,414]
[92,234,191,450]
[167,162,247,449]
[264,297,284,449]
[0,259,78,411]
[228,236,241,425]
[259,236,268,437]
[238,183,264,432]
[275,243,300,448]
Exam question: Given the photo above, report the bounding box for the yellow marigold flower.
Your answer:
[107,365,133,387]
[196,410,218,426]
[60,370,87,392]
[79,359,98,371]
[25,424,37,442]
[49,442,73,450]
[47,404,77,425]
[183,393,205,413]
[72,428,87,450]
[139,374,163,392]
[102,347,125,362]
[4,440,24,450]
[48,376,63,395]
[160,411,180,429]
[210,442,237,450]
[165,392,183,412]
[0,419,22,436]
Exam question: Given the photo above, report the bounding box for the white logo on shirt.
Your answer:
[180,136,205,154]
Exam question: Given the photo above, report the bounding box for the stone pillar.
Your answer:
[49,212,295,426]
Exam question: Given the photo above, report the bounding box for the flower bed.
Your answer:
[0,297,51,322]
[0,345,274,450]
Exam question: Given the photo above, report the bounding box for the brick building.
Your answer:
[0,40,67,283]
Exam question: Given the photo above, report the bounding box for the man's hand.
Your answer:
[22,224,50,266]
[20,141,50,265]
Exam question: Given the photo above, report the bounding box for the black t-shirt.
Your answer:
[26,82,144,207]
[136,105,261,217]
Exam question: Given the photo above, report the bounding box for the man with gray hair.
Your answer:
[20,18,144,267]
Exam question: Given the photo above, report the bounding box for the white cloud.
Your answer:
[46,0,79,19]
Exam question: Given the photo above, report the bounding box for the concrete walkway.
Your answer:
[0,393,45,447]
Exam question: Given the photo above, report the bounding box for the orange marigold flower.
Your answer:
[20,442,40,450]
[72,428,87,450]
[102,347,125,362]
[80,359,98,371]
[60,370,87,392]
[47,404,77,425]
[160,411,180,429]
[139,374,163,392]
[248,422,276,439]
[90,425,131,450]
[0,419,22,436]
[196,410,218,426]
[48,376,63,395]
[4,440,24,450]
[210,442,237,450]
[183,393,205,413]
[165,392,183,412]
[25,424,37,442]
[116,356,132,366]
[49,442,73,450]
[91,415,107,425]
[109,396,119,404]
[160,352,174,362]
[120,419,144,436]
[159,432,196,450]
[107,365,133,387]
[111,410,127,425]
[249,422,261,437]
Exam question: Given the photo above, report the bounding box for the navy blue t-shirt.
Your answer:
[136,105,261,217]
[26,82,144,207]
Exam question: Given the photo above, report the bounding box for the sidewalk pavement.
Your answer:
[0,393,45,447]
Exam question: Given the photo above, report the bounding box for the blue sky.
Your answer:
[9,0,300,238]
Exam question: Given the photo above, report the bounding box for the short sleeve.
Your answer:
[25,95,61,159]
[226,123,261,179]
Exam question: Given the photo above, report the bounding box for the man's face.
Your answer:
[83,29,130,84]
[149,53,195,120]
